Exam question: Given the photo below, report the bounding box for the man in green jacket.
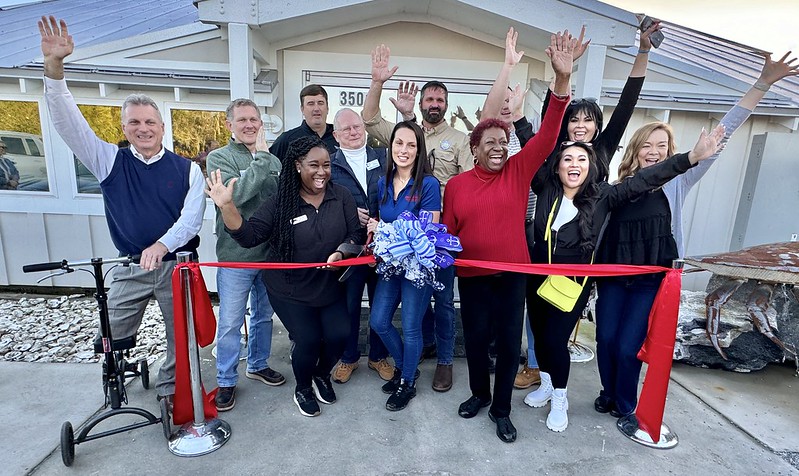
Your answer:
[207,98,286,412]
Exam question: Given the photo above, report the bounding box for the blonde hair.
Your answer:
[616,122,677,182]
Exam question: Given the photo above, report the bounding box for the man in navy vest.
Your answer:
[39,16,206,405]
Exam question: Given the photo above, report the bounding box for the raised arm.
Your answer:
[206,169,243,231]
[40,16,118,180]
[608,125,725,209]
[630,20,661,77]
[362,44,397,122]
[482,27,524,120]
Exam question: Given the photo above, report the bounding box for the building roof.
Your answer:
[0,0,199,68]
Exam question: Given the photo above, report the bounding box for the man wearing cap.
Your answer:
[0,141,20,190]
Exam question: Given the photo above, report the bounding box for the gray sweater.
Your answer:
[206,140,281,262]
[663,103,752,256]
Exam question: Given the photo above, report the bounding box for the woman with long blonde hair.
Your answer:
[593,52,799,424]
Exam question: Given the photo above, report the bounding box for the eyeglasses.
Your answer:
[337,124,363,135]
[561,141,593,149]
[569,97,598,106]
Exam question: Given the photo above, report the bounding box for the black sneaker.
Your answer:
[386,379,416,411]
[246,367,286,386]
[381,368,420,394]
[215,386,235,412]
[293,387,320,417]
[312,375,337,404]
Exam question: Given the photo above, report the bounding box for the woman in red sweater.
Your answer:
[441,30,574,443]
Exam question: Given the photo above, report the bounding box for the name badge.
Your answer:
[366,160,380,171]
[290,215,308,225]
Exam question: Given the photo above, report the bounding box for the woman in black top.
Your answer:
[206,136,361,418]
[523,125,724,433]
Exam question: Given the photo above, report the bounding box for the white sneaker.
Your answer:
[546,388,569,432]
[524,371,553,407]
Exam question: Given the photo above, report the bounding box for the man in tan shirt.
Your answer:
[361,44,473,392]
[361,44,473,198]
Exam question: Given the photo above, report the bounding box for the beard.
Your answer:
[421,106,446,125]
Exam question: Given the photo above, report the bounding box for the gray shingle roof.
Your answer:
[0,0,199,68]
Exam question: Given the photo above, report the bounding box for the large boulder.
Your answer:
[675,275,799,372]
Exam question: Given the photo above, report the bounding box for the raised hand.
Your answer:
[689,124,726,163]
[255,127,269,152]
[639,19,662,50]
[508,83,527,116]
[572,25,592,61]
[205,169,236,208]
[546,30,575,77]
[371,44,398,84]
[504,27,524,67]
[389,80,418,116]
[38,16,74,61]
[759,51,799,86]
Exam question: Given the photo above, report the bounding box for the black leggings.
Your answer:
[459,273,526,418]
[268,293,349,392]
[527,274,592,389]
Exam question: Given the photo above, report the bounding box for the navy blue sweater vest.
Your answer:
[100,148,199,260]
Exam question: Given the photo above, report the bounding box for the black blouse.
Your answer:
[229,182,360,306]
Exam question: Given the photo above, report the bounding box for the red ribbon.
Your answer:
[170,258,681,439]
[635,268,682,443]
[171,263,218,426]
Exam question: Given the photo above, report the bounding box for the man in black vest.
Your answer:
[39,16,206,405]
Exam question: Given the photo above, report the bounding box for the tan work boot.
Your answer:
[514,364,541,389]
[368,358,395,381]
[332,361,359,384]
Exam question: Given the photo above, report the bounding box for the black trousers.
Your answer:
[527,274,592,389]
[268,293,349,392]
[458,273,526,418]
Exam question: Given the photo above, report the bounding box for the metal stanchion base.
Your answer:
[617,414,678,449]
[568,341,595,363]
[167,418,231,457]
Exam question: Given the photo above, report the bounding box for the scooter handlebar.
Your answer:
[22,261,66,273]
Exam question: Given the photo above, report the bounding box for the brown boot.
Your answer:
[514,364,541,389]
[432,364,453,392]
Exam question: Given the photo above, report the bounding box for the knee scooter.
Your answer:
[23,256,171,466]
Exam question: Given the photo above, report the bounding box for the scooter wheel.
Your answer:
[60,421,75,467]
[159,396,172,440]
[140,359,150,389]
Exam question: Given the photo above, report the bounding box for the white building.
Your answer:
[0,0,797,291]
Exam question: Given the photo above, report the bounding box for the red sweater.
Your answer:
[442,94,568,277]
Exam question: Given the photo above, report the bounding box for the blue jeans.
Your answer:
[216,267,274,387]
[341,266,389,363]
[370,274,434,383]
[524,313,539,368]
[595,275,663,416]
[421,266,456,364]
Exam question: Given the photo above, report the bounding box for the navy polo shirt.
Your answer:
[377,174,441,222]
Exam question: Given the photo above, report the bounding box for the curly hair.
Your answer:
[616,122,677,182]
[546,142,599,255]
[469,118,510,149]
[382,121,432,204]
[269,135,327,262]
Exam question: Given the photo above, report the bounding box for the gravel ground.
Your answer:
[0,295,166,365]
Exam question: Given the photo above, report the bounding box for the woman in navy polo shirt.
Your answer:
[367,121,441,411]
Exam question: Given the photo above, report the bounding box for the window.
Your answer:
[170,108,229,175]
[0,100,47,192]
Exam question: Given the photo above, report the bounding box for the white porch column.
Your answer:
[228,22,254,100]
[573,44,606,100]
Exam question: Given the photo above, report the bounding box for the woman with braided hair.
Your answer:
[206,135,361,417]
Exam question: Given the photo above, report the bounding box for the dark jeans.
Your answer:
[340,266,389,363]
[595,275,663,415]
[268,293,349,392]
[421,265,456,364]
[528,274,592,389]
[459,273,526,418]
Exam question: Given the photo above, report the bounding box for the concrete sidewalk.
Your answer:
[8,320,799,475]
